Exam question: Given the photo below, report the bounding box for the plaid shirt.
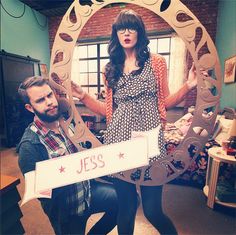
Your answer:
[30,119,90,216]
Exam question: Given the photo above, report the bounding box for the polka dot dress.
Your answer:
[104,58,167,181]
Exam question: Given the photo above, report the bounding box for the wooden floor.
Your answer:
[1,147,236,235]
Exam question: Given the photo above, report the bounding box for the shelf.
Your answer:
[0,174,25,234]
[203,185,236,208]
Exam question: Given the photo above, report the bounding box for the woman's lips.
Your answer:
[124,39,131,43]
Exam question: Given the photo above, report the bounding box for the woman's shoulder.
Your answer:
[150,54,167,71]
[150,53,165,63]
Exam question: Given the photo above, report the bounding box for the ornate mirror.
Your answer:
[49,0,222,186]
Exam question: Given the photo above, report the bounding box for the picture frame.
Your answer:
[39,63,49,79]
[224,55,236,83]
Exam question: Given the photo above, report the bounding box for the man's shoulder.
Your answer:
[17,124,49,174]
[16,124,40,151]
[21,125,39,141]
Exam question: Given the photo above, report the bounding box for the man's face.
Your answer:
[25,84,60,123]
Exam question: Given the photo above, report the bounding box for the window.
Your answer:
[149,37,171,69]
[149,34,187,94]
[72,33,186,99]
[71,43,109,99]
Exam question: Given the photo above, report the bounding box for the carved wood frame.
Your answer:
[49,0,222,186]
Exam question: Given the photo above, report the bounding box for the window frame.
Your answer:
[72,42,110,98]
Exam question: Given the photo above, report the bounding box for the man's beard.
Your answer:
[33,106,61,123]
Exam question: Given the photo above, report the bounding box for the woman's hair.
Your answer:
[105,9,150,88]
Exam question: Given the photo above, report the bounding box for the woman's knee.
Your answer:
[143,205,157,221]
[142,198,165,223]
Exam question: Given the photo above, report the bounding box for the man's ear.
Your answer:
[25,103,34,114]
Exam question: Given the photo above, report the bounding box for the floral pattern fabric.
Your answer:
[166,138,235,189]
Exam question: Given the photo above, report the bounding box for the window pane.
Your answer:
[149,39,157,53]
[88,73,98,85]
[79,60,88,73]
[88,60,97,72]
[82,86,89,94]
[78,46,87,58]
[157,38,170,53]
[88,87,98,98]
[100,58,109,71]
[88,45,97,58]
[100,78,105,86]
[100,43,109,57]
[78,73,88,86]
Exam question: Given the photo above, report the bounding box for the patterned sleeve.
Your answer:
[151,54,168,123]
[105,87,113,124]
[151,54,190,113]
[101,67,113,124]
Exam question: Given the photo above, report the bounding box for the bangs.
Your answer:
[114,13,140,31]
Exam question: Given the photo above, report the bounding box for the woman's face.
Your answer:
[117,28,138,50]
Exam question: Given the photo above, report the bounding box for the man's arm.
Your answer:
[18,141,48,175]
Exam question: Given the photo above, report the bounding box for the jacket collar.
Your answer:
[16,125,41,152]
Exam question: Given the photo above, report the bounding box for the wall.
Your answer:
[216,0,236,109]
[0,0,50,69]
[49,1,218,49]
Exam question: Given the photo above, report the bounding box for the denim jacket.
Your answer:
[16,126,72,226]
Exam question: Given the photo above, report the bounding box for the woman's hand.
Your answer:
[186,63,210,90]
[186,63,197,89]
[71,81,85,100]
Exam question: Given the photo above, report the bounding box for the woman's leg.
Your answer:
[141,185,178,235]
[113,178,138,235]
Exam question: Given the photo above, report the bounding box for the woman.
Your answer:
[73,9,197,235]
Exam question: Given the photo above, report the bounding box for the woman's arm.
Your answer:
[157,56,197,109]
[72,81,106,116]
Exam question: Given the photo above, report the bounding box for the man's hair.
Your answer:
[18,76,49,104]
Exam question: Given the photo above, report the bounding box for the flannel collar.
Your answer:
[31,118,59,137]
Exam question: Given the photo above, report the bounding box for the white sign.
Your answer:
[131,124,161,158]
[21,126,161,206]
[21,137,148,206]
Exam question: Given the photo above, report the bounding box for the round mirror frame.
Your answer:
[49,0,222,186]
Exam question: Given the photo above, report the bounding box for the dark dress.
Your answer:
[104,58,167,181]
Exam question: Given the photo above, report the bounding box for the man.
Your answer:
[17,76,118,235]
